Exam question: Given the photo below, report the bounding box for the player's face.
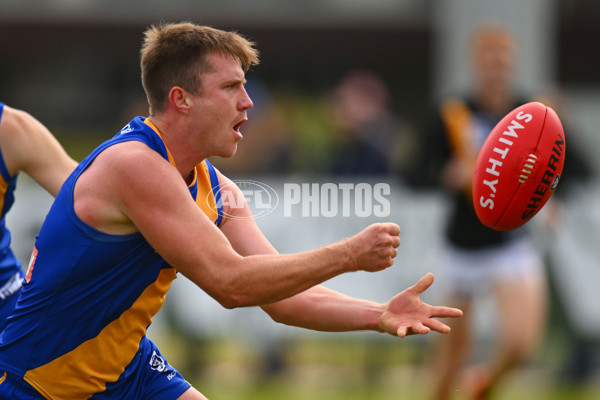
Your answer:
[473,36,515,89]
[189,52,253,158]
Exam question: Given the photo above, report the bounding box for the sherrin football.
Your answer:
[473,102,565,231]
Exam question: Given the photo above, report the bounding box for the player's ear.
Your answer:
[168,86,190,114]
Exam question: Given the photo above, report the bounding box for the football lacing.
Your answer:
[518,154,538,184]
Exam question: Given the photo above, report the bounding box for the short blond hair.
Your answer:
[140,22,260,114]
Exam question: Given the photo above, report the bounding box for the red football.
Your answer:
[473,102,565,231]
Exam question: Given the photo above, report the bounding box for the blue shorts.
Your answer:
[0,337,191,400]
[0,371,45,400]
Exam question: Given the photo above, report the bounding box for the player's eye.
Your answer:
[225,82,241,90]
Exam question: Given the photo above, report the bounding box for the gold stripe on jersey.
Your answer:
[144,119,219,224]
[23,268,177,400]
[143,119,176,166]
[0,174,7,214]
[196,161,219,223]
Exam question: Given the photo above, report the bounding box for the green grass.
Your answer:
[192,363,598,400]
[151,332,600,400]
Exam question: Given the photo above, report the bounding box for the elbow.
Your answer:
[197,256,258,309]
[211,280,257,309]
[260,298,298,326]
[216,293,248,309]
[195,255,280,309]
[267,309,292,326]
[261,303,282,323]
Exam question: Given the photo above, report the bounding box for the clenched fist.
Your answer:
[346,223,401,272]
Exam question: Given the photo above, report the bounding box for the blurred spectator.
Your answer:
[411,25,549,400]
[324,70,416,177]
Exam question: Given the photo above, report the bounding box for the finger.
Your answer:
[384,257,395,269]
[410,322,431,335]
[385,223,401,236]
[396,325,408,338]
[410,272,435,295]
[391,236,401,248]
[429,306,463,318]
[423,318,452,334]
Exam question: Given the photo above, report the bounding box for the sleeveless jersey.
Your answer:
[0,117,223,399]
[0,103,21,285]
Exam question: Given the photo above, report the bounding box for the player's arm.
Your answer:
[74,141,400,309]
[0,105,77,196]
[217,173,384,331]
[217,173,462,336]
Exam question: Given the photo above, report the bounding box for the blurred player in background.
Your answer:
[0,23,462,400]
[0,103,76,330]
[411,26,548,400]
[326,69,415,176]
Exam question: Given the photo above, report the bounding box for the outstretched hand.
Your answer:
[378,273,463,338]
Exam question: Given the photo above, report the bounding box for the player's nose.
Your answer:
[239,87,253,110]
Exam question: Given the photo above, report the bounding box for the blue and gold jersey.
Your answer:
[0,103,21,285]
[0,117,223,399]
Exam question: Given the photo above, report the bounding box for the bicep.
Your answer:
[4,109,77,196]
[110,147,242,283]
[216,174,325,313]
[218,174,278,256]
[24,138,77,197]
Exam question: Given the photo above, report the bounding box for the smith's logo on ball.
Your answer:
[479,110,533,210]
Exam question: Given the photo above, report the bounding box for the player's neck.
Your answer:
[477,86,512,115]
[147,115,206,182]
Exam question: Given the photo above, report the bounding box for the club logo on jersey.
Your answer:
[25,247,38,283]
[149,351,166,372]
[119,123,134,135]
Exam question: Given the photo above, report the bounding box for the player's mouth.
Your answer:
[233,118,247,139]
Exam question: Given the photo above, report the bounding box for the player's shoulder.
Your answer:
[80,140,186,210]
[213,167,236,188]
[0,105,37,139]
[99,140,169,173]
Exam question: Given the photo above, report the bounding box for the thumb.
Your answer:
[411,273,435,295]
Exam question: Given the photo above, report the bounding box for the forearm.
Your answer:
[193,239,357,309]
[213,182,399,313]
[261,285,384,332]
